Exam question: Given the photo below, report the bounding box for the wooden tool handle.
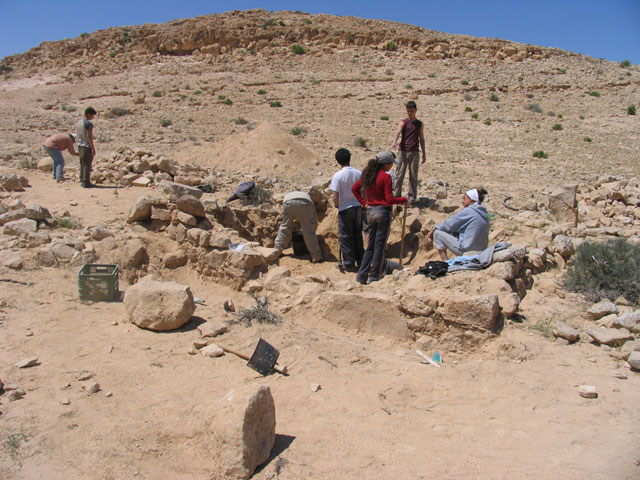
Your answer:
[220,346,289,375]
[399,203,408,268]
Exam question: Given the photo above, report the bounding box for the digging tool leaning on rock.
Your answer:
[76,106,97,188]
[42,133,78,182]
[274,191,323,263]
[429,187,490,260]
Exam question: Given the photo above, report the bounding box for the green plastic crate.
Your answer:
[78,264,119,301]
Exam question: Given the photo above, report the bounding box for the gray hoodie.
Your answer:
[435,203,490,252]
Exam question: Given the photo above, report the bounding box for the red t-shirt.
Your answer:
[351,170,407,206]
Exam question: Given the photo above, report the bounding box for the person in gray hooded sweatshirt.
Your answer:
[429,187,489,260]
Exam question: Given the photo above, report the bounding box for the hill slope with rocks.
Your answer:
[0,9,639,480]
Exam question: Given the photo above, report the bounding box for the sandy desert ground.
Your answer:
[1,9,639,480]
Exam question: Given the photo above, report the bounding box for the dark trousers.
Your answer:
[338,206,364,267]
[356,206,391,283]
[78,146,93,186]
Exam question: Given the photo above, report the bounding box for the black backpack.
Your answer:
[416,261,449,279]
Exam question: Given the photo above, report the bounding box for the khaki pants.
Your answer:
[393,150,420,202]
[275,199,322,261]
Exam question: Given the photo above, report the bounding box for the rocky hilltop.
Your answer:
[2,9,569,76]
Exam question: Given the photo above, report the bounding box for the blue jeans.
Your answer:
[338,206,364,267]
[356,206,391,283]
[43,145,64,180]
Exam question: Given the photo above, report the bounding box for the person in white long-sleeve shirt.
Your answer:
[429,188,490,260]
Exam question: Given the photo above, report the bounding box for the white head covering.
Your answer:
[466,189,480,203]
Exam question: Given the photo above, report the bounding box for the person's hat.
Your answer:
[375,150,397,165]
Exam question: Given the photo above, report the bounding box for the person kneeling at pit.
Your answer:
[429,188,489,260]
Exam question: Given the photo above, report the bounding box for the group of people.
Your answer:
[41,107,97,187]
[275,101,491,284]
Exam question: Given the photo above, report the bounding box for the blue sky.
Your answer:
[1,0,639,64]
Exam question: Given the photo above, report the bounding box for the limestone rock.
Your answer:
[500,293,521,319]
[586,326,633,346]
[132,176,152,187]
[0,250,23,269]
[210,384,276,479]
[551,235,574,258]
[90,227,114,241]
[628,351,640,371]
[15,356,39,368]
[37,156,53,171]
[255,246,281,264]
[406,214,422,233]
[612,311,640,333]
[127,193,169,223]
[51,241,79,262]
[124,276,196,331]
[552,321,580,342]
[549,184,577,225]
[158,180,203,201]
[163,250,188,269]
[1,173,25,191]
[3,218,37,236]
[584,301,618,320]
[36,247,58,267]
[209,232,232,249]
[200,343,225,357]
[0,209,26,226]
[486,261,520,281]
[176,194,206,217]
[24,205,51,221]
[265,266,291,286]
[198,322,229,338]
[439,295,500,331]
[579,385,597,398]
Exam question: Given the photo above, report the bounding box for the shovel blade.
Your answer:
[247,338,280,376]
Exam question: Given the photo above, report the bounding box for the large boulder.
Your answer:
[548,184,577,225]
[176,195,205,218]
[313,291,411,339]
[3,218,37,236]
[586,326,634,346]
[0,209,26,226]
[24,205,51,221]
[37,157,53,172]
[157,181,203,201]
[124,276,196,330]
[127,193,169,224]
[439,295,500,331]
[0,250,23,269]
[209,384,276,479]
[0,173,25,191]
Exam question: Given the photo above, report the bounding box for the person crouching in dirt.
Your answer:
[429,188,490,260]
[42,133,78,183]
[351,151,407,284]
[329,148,363,272]
[274,191,324,263]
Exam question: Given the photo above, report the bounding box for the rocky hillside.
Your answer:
[2,9,571,76]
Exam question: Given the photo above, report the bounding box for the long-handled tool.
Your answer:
[398,203,408,268]
[220,338,288,375]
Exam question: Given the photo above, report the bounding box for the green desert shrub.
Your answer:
[380,115,389,120]
[291,44,306,55]
[525,103,543,113]
[532,150,549,158]
[584,136,592,142]
[234,117,249,125]
[160,118,172,127]
[490,93,500,102]
[291,126,307,136]
[627,104,637,115]
[243,184,273,206]
[471,113,479,119]
[152,90,162,97]
[620,60,631,68]
[589,91,601,97]
[353,137,368,148]
[257,89,267,95]
[269,101,282,108]
[564,238,640,304]
[104,107,131,118]
[461,80,469,85]
[223,98,233,105]
[385,41,398,52]
[465,107,473,112]
[552,123,563,131]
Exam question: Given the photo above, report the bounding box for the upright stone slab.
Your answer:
[210,384,276,479]
[549,184,577,226]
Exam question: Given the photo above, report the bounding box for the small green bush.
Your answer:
[104,107,131,118]
[557,68,567,74]
[589,91,601,97]
[627,104,637,115]
[526,93,534,99]
[490,93,500,102]
[160,118,172,127]
[465,107,473,112]
[152,90,162,97]
[303,19,312,25]
[525,103,543,113]
[385,68,394,76]
[109,51,117,58]
[291,126,307,136]
[223,98,233,105]
[269,101,282,108]
[532,150,549,158]
[405,84,413,90]
[380,115,389,120]
[565,238,640,304]
[620,60,631,68]
[291,44,306,55]
[461,80,469,85]
[471,113,479,119]
[385,41,398,52]
[261,18,278,28]
[483,119,492,125]
[552,123,563,131]
[584,136,592,142]
[234,117,249,125]
[55,216,81,229]
[244,184,273,206]
[187,117,193,123]
[218,94,226,100]
[353,137,368,148]
[257,89,267,95]
[428,73,436,78]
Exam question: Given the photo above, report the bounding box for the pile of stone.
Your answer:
[577,175,640,239]
[126,181,281,289]
[91,147,213,188]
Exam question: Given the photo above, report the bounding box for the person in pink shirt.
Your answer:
[42,133,78,182]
